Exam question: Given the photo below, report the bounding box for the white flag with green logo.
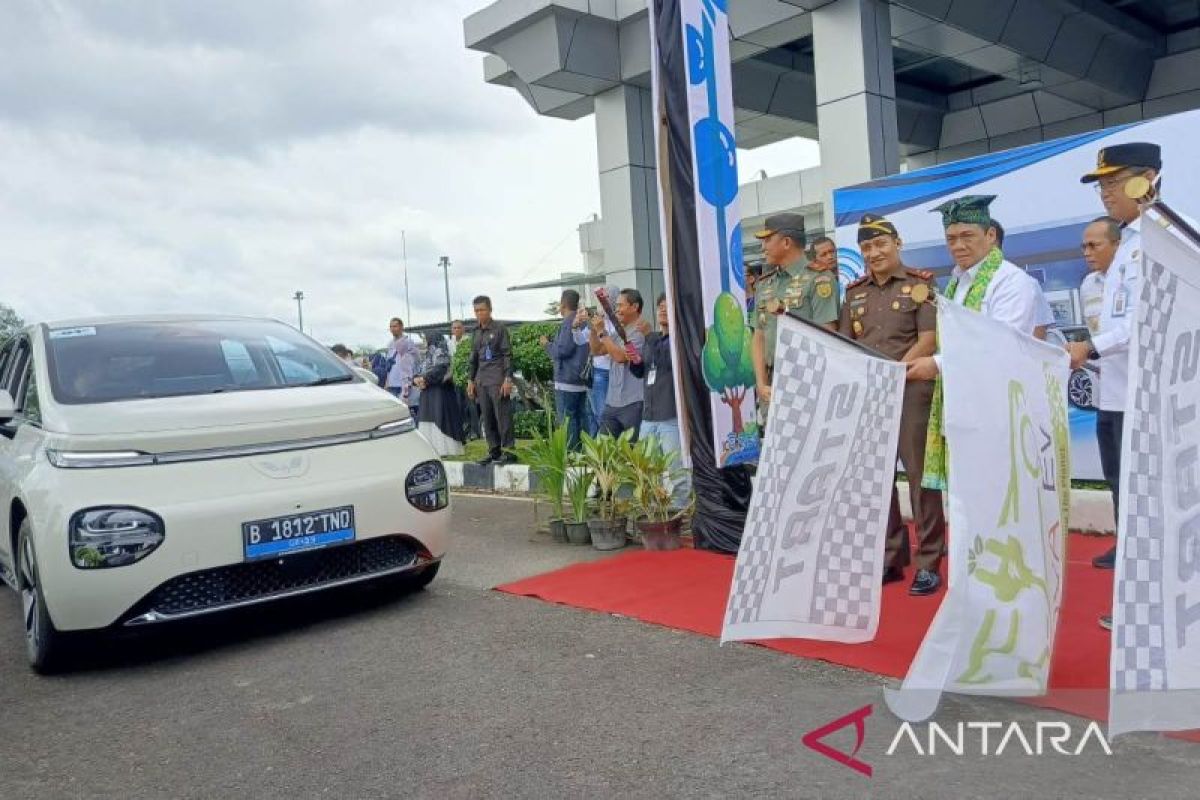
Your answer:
[887,299,1071,722]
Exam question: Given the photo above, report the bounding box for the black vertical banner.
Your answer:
[651,0,752,553]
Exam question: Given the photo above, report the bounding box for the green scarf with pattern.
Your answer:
[921,247,1005,491]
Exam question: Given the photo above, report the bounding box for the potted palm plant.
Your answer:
[579,429,633,551]
[627,434,688,550]
[563,462,594,545]
[524,414,570,542]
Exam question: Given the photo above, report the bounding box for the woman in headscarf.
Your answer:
[412,332,464,456]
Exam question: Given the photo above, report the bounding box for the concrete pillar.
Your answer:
[812,0,900,229]
[594,84,663,313]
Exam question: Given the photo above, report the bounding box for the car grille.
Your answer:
[131,536,421,619]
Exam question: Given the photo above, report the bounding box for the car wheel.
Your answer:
[1068,369,1095,410]
[17,521,73,674]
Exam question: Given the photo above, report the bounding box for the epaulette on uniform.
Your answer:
[846,274,871,290]
[905,267,934,281]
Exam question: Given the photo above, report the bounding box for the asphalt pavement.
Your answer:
[0,493,1197,799]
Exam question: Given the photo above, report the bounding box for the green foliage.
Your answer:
[451,335,472,389]
[701,293,754,439]
[579,429,635,521]
[450,321,560,391]
[625,434,689,523]
[0,302,24,345]
[523,410,570,519]
[713,292,745,368]
[513,409,551,440]
[565,467,594,524]
[702,292,755,392]
[509,321,559,383]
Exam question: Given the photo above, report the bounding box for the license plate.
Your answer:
[242,506,355,560]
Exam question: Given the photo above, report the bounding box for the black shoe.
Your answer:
[1099,615,1113,632]
[909,569,942,596]
[882,566,904,585]
[1092,545,1116,570]
[498,453,519,465]
[477,455,497,466]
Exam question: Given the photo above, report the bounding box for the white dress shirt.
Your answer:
[932,256,1052,373]
[948,257,1054,335]
[1092,218,1142,412]
[1092,210,1200,412]
[1080,270,1106,334]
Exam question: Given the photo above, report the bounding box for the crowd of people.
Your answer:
[328,141,1159,628]
[540,286,692,510]
[746,140,1163,627]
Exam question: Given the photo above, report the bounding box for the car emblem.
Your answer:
[251,454,310,479]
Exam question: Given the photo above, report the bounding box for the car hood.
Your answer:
[43,382,409,453]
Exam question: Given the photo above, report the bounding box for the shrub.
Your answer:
[451,337,472,389]
[514,409,552,440]
[510,321,558,383]
[451,320,560,390]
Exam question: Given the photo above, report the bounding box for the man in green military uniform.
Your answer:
[840,213,946,596]
[750,212,839,406]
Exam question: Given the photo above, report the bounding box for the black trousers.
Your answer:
[477,384,514,458]
[1097,410,1124,523]
[457,386,481,438]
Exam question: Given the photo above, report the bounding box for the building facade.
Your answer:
[466,0,1200,299]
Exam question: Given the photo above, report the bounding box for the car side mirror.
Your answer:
[353,366,380,385]
[0,390,15,423]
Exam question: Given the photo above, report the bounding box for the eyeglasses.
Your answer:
[1093,171,1146,193]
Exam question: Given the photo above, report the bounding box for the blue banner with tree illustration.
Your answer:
[649,0,758,469]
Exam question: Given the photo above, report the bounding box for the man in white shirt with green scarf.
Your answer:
[905,195,1053,595]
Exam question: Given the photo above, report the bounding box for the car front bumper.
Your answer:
[31,433,450,631]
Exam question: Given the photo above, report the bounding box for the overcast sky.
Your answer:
[0,1,818,348]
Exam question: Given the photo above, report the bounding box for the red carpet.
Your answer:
[498,533,1199,741]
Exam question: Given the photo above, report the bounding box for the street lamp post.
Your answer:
[438,256,452,326]
[293,290,305,333]
[401,230,412,325]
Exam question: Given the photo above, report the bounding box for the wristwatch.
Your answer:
[1088,346,1100,360]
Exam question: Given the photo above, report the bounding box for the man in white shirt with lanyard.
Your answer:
[1065,143,1163,631]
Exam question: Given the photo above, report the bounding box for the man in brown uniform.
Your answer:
[838,213,947,596]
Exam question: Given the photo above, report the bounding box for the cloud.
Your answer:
[0,1,527,153]
[0,1,601,347]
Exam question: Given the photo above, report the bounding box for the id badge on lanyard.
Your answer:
[646,366,657,386]
[1112,266,1129,318]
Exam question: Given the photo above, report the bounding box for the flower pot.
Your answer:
[548,518,568,543]
[587,518,627,551]
[636,516,683,551]
[564,521,591,545]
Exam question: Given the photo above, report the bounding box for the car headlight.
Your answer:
[371,417,417,438]
[69,507,165,569]
[406,460,448,512]
[48,450,155,468]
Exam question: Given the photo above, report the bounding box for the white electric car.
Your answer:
[0,316,449,672]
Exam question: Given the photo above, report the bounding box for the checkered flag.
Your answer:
[1113,259,1176,694]
[810,360,903,630]
[724,316,906,642]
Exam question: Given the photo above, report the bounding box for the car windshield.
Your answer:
[44,319,356,404]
